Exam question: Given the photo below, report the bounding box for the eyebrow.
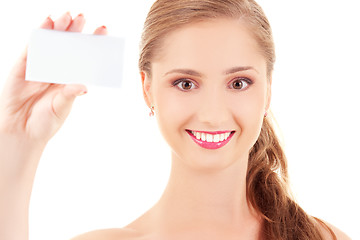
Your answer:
[164,66,258,77]
[164,69,202,77]
[223,66,258,75]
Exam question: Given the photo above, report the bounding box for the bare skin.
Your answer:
[0,12,106,240]
[76,19,352,240]
[128,19,267,240]
[0,13,351,240]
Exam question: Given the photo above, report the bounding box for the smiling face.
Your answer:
[142,18,271,171]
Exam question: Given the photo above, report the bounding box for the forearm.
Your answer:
[0,134,46,240]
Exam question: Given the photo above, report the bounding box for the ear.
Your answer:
[265,77,272,114]
[141,71,153,108]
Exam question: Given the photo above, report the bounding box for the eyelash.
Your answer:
[172,79,197,91]
[229,78,253,90]
[172,78,253,91]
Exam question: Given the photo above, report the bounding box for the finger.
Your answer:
[62,84,87,97]
[52,84,87,120]
[40,16,54,29]
[93,25,108,35]
[53,12,72,31]
[67,13,86,32]
[6,47,28,87]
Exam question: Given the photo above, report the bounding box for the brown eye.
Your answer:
[232,80,243,89]
[230,78,252,90]
[181,81,193,90]
[173,79,196,91]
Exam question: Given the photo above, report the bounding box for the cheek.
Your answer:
[155,89,194,118]
[152,86,196,140]
[230,89,266,147]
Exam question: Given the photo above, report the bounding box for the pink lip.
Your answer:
[186,130,235,150]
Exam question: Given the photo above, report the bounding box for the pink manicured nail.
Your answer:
[41,15,53,27]
[77,13,84,18]
[63,11,71,19]
[44,15,53,22]
[78,90,88,96]
[101,25,107,29]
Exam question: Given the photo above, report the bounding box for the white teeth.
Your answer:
[189,130,233,143]
[196,132,201,140]
[206,134,213,142]
[220,133,225,141]
[201,133,206,141]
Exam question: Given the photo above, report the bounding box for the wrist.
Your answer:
[0,133,47,184]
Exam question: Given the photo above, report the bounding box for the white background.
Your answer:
[0,0,359,239]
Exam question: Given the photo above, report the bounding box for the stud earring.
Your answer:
[149,105,155,117]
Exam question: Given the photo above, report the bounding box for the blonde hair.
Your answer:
[139,0,336,239]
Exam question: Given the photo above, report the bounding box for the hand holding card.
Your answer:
[0,13,107,143]
[0,13,113,240]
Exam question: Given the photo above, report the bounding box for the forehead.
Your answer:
[152,18,266,75]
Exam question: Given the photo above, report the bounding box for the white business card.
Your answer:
[25,28,124,88]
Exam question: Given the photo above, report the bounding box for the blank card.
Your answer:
[25,28,124,88]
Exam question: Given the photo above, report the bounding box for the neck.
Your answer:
[152,151,261,233]
[125,151,263,238]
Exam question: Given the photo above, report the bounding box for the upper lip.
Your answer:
[186,129,235,134]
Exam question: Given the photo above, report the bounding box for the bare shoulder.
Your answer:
[70,228,141,240]
[325,223,352,240]
[315,218,352,240]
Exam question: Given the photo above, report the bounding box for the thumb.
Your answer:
[52,84,87,120]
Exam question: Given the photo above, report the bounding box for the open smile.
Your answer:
[185,129,236,150]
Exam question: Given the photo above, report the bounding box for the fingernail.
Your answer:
[76,13,84,18]
[43,15,52,22]
[101,25,107,29]
[78,90,87,96]
[64,11,71,18]
[41,15,53,27]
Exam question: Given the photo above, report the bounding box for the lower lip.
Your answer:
[186,130,235,150]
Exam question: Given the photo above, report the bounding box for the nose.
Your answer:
[197,86,230,128]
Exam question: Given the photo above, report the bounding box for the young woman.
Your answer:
[0,0,351,239]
